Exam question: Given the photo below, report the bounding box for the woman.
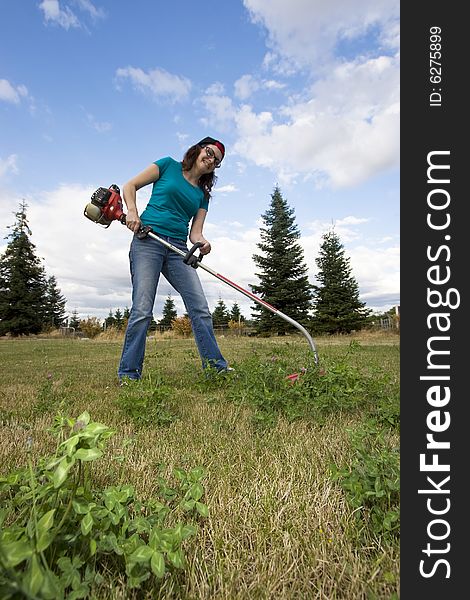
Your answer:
[118,136,231,383]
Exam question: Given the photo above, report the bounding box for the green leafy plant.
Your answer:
[32,373,65,417]
[367,376,400,431]
[300,362,369,415]
[117,373,178,427]
[0,412,207,599]
[330,422,400,543]
[199,345,400,438]
[223,355,304,427]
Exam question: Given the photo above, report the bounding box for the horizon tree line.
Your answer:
[1,190,379,338]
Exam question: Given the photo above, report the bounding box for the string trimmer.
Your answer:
[84,185,319,366]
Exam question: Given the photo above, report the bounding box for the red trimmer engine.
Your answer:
[84,184,125,227]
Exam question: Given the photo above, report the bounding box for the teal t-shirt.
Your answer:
[139,157,209,241]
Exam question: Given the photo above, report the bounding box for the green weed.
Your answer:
[117,373,178,428]
[218,352,399,431]
[31,374,66,417]
[0,411,207,599]
[331,421,400,544]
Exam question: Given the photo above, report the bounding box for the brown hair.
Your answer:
[181,144,217,201]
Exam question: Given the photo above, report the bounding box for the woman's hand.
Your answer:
[196,238,211,255]
[122,163,159,234]
[125,208,141,233]
[189,209,211,254]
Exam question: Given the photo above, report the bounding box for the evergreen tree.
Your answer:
[114,308,124,330]
[212,298,229,327]
[69,309,80,330]
[43,275,67,329]
[159,295,177,329]
[229,302,245,323]
[312,230,370,334]
[105,309,115,329]
[122,307,130,330]
[0,201,48,336]
[251,186,312,334]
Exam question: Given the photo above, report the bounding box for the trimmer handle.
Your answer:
[136,225,152,239]
[183,242,204,268]
[123,223,203,267]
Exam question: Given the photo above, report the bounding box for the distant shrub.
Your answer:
[228,319,246,334]
[98,326,125,341]
[171,316,192,337]
[79,317,102,338]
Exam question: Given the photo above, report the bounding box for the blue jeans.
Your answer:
[118,234,228,380]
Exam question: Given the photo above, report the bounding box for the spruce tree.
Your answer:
[251,186,312,334]
[122,307,130,330]
[0,201,48,336]
[149,316,158,332]
[43,275,67,329]
[105,310,115,329]
[229,302,245,323]
[69,309,80,330]
[114,308,124,330]
[212,298,229,327]
[312,230,370,334]
[159,295,177,329]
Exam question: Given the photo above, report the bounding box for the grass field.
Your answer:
[0,331,399,599]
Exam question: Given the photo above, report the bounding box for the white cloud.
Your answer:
[38,0,105,29]
[205,82,226,95]
[115,66,192,104]
[83,110,112,133]
[234,75,260,100]
[196,225,262,317]
[75,0,106,21]
[235,161,247,174]
[337,216,370,226]
[0,154,19,178]
[39,0,80,29]
[234,74,285,100]
[264,79,285,91]
[262,51,299,77]
[349,244,400,307]
[198,93,235,132]
[305,216,371,244]
[0,79,29,104]
[243,0,399,68]
[232,52,399,188]
[227,0,400,188]
[214,184,238,194]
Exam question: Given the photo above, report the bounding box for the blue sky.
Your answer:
[0,0,399,321]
